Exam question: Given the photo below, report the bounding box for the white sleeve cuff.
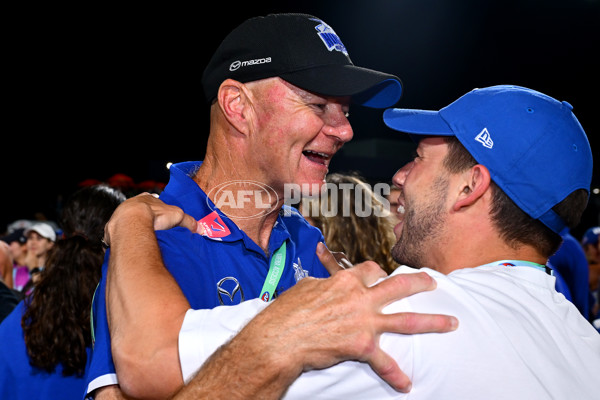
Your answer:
[86,373,118,396]
[178,299,269,383]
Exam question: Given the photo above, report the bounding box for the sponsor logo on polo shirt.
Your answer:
[198,211,231,238]
[217,276,244,305]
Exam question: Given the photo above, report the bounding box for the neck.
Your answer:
[432,221,548,274]
[15,254,27,265]
[434,248,548,275]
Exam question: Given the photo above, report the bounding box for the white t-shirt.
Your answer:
[179,263,600,399]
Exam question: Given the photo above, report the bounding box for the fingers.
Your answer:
[316,242,344,275]
[367,348,412,393]
[133,193,198,233]
[366,274,457,392]
[332,252,353,269]
[180,213,200,234]
[369,272,458,332]
[316,243,384,283]
[370,271,436,307]
[381,312,458,334]
[345,261,388,287]
[105,193,198,246]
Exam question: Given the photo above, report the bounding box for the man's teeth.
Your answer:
[304,150,330,159]
[397,205,405,215]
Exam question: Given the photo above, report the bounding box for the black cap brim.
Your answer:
[280,64,403,108]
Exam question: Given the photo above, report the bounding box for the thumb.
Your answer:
[316,242,344,275]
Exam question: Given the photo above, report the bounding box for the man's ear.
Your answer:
[216,79,253,135]
[453,164,492,212]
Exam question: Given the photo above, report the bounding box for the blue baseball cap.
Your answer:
[582,226,600,246]
[383,85,593,234]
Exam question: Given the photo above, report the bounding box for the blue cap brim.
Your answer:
[383,108,455,137]
[353,79,403,108]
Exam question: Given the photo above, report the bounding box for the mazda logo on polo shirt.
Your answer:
[217,277,245,305]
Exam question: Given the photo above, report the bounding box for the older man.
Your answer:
[87,13,458,400]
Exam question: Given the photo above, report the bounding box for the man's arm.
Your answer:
[104,194,197,399]
[105,194,457,399]
[173,246,453,399]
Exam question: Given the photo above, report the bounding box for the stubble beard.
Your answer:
[391,177,448,269]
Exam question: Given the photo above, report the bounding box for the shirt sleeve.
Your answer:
[178,299,269,382]
[85,255,118,397]
[176,269,419,399]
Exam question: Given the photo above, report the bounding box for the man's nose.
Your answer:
[392,161,414,188]
[322,105,353,143]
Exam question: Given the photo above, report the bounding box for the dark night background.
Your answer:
[3,0,599,240]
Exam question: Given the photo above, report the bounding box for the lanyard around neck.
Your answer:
[260,242,287,302]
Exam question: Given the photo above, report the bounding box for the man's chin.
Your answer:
[391,241,422,269]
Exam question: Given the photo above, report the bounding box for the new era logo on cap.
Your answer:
[475,128,494,149]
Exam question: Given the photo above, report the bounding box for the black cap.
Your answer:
[201,13,402,108]
[0,229,27,245]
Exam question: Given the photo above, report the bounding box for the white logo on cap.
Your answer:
[229,57,272,72]
[475,128,494,149]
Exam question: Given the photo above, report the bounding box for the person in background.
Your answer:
[0,185,125,400]
[548,229,592,319]
[0,229,29,292]
[581,226,600,325]
[22,223,56,292]
[582,226,600,291]
[300,172,398,274]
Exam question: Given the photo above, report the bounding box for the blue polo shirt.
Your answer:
[85,161,329,396]
[0,301,92,400]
